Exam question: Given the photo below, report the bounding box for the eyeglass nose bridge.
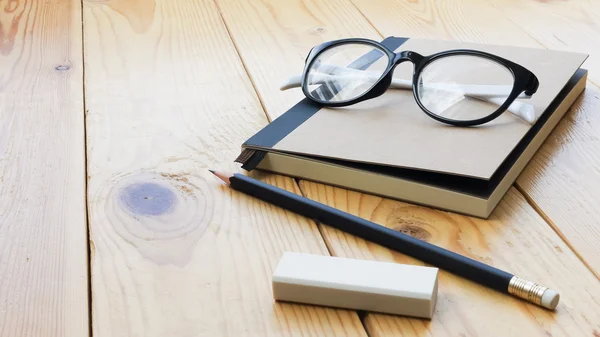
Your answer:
[392,50,424,65]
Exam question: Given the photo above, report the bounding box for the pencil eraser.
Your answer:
[272,252,439,319]
[541,289,560,309]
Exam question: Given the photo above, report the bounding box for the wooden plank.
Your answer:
[82,0,367,336]
[484,0,600,85]
[349,0,539,47]
[214,0,383,118]
[480,0,600,278]
[516,83,600,277]
[351,0,600,278]
[0,1,89,336]
[300,182,600,337]
[214,0,600,336]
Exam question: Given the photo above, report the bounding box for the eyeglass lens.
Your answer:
[305,43,390,103]
[417,54,515,121]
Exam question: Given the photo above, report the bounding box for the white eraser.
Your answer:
[272,252,439,319]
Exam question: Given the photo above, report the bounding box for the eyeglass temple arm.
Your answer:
[280,73,536,124]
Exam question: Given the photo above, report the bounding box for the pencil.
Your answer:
[210,170,560,310]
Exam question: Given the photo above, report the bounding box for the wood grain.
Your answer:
[481,0,600,278]
[82,0,367,336]
[349,0,600,278]
[214,0,383,118]
[516,84,600,277]
[0,1,89,336]
[300,182,600,337]
[350,0,539,47]
[485,0,600,85]
[214,0,600,336]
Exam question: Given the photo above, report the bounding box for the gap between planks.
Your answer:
[79,0,94,335]
[210,0,372,333]
[515,156,600,280]
[212,0,273,123]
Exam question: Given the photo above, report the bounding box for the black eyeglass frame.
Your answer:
[300,38,540,127]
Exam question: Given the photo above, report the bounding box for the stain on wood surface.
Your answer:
[94,171,212,267]
[120,182,177,216]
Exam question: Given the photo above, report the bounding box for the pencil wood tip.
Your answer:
[209,170,231,185]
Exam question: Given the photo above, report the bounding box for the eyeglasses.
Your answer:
[280,38,540,126]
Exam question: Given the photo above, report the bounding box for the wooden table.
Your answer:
[1,0,600,336]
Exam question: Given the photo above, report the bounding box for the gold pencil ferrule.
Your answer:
[508,276,548,306]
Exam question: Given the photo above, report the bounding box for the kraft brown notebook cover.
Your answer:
[235,36,589,218]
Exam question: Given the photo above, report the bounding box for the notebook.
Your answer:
[234,36,589,218]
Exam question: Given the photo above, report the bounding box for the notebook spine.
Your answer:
[234,148,266,170]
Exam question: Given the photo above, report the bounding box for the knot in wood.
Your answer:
[55,65,71,71]
[107,171,210,242]
[99,171,213,266]
[387,215,432,242]
[310,26,327,34]
[396,223,431,242]
[120,182,175,216]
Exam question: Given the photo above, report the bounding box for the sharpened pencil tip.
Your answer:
[209,170,232,185]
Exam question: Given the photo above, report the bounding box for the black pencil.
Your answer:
[210,170,559,310]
